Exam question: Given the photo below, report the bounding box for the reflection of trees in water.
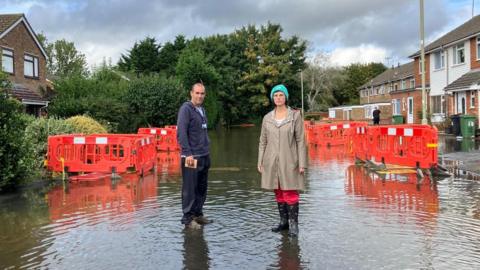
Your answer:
[182,229,210,270]
[0,186,52,269]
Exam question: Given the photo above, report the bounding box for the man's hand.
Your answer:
[258,165,263,173]
[186,156,195,167]
[299,167,305,175]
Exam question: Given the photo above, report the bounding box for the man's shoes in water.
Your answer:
[185,219,202,230]
[194,216,213,225]
[272,202,289,232]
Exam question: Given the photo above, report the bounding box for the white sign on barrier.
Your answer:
[96,137,108,144]
[330,126,338,130]
[73,137,85,144]
[404,128,413,137]
[150,129,157,134]
[343,124,350,129]
[388,128,396,136]
[161,130,167,135]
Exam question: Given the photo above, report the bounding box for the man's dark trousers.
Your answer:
[181,155,211,225]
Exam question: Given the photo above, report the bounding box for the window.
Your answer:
[24,54,39,78]
[434,51,445,70]
[1,48,14,74]
[365,106,373,119]
[418,59,423,74]
[410,78,415,89]
[394,84,398,91]
[392,99,401,115]
[453,43,465,65]
[477,36,480,60]
[431,95,445,114]
[401,80,406,90]
[471,91,476,108]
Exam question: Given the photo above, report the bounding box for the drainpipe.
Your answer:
[445,46,450,119]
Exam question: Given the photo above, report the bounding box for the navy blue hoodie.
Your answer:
[176,101,210,157]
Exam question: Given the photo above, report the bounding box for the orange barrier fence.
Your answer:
[305,122,438,169]
[138,126,180,152]
[47,134,156,175]
[352,125,438,169]
[304,121,368,147]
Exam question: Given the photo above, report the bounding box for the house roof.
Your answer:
[0,13,47,58]
[0,14,23,34]
[358,61,414,90]
[10,84,48,105]
[444,69,480,92]
[410,14,480,58]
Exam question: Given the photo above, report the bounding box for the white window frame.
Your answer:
[418,59,423,74]
[410,78,415,89]
[392,99,401,115]
[434,50,445,70]
[477,36,480,60]
[453,43,465,65]
[24,54,39,78]
[401,80,406,90]
[1,48,14,74]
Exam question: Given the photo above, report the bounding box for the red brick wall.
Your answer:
[0,20,47,93]
[390,90,429,124]
[470,37,480,69]
[414,55,430,87]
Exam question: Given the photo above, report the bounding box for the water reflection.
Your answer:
[308,145,353,163]
[48,173,158,222]
[182,229,210,270]
[157,152,181,182]
[271,236,302,270]
[438,136,479,154]
[345,165,439,232]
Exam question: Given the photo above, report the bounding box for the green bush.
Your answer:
[65,115,108,134]
[0,95,31,191]
[23,117,76,174]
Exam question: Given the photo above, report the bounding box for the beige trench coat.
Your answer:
[258,108,307,190]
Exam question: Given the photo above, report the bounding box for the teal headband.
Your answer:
[270,84,289,101]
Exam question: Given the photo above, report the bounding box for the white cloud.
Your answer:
[329,45,388,66]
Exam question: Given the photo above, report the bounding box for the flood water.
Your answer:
[1,128,480,269]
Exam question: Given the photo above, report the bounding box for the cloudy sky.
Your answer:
[0,0,476,68]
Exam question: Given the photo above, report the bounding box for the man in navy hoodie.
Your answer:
[177,83,212,229]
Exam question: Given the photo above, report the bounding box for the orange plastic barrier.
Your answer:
[352,125,438,169]
[138,126,179,152]
[47,134,156,175]
[305,121,368,147]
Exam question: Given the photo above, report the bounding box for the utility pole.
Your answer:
[420,0,428,125]
[473,0,475,18]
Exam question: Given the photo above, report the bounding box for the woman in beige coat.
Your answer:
[258,84,307,237]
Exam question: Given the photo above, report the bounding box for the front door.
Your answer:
[456,92,466,114]
[407,97,414,124]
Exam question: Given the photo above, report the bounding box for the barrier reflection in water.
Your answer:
[308,145,354,164]
[345,165,439,228]
[47,173,158,222]
[156,152,181,182]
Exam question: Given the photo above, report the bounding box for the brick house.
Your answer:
[0,14,49,116]
[355,62,414,124]
[409,14,480,126]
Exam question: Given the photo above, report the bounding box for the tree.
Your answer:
[158,35,187,77]
[175,48,221,127]
[304,52,344,111]
[335,62,387,105]
[236,23,307,118]
[122,76,184,132]
[118,37,161,75]
[36,33,88,78]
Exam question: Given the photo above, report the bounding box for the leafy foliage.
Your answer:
[65,115,108,134]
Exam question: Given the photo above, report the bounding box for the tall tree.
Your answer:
[158,35,186,77]
[336,62,387,105]
[36,33,88,78]
[118,37,161,75]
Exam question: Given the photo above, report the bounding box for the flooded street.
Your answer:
[1,128,480,269]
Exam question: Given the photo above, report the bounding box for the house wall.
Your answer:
[390,90,428,124]
[414,55,431,88]
[470,37,480,69]
[0,20,47,93]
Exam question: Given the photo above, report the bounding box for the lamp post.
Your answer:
[301,70,304,116]
[420,0,428,125]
